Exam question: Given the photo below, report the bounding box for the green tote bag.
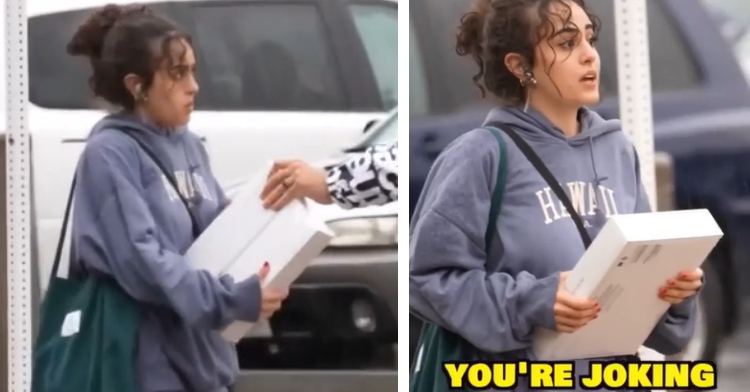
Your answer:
[31,173,141,392]
[409,127,508,392]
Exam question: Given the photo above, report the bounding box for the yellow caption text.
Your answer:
[441,360,716,390]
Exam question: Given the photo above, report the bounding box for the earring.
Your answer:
[520,71,537,87]
[134,84,148,102]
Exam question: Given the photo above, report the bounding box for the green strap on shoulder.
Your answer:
[483,127,508,253]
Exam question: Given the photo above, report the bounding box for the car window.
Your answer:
[29,11,88,109]
[587,1,701,95]
[704,0,750,27]
[29,4,185,110]
[703,0,750,81]
[349,4,398,110]
[28,3,348,112]
[409,19,430,118]
[190,3,347,111]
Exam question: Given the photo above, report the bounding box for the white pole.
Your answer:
[5,0,33,388]
[613,0,665,375]
[614,0,657,207]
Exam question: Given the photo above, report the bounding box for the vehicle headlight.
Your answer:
[327,216,398,247]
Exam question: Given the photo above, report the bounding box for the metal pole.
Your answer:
[614,0,657,207]
[613,0,665,372]
[5,0,33,388]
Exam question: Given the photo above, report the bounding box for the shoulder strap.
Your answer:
[486,122,592,249]
[49,175,77,286]
[116,130,201,240]
[482,128,508,255]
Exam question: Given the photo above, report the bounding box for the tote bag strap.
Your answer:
[115,129,201,239]
[486,122,592,248]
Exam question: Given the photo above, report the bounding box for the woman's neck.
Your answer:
[527,97,580,138]
[129,108,174,133]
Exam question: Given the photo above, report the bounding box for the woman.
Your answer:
[66,4,287,391]
[409,0,702,390]
[260,140,398,210]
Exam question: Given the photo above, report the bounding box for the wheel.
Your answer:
[667,259,723,362]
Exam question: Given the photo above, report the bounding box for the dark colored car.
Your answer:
[409,0,750,364]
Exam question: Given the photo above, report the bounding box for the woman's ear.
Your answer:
[123,74,142,100]
[504,53,526,82]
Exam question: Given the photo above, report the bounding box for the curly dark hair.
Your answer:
[66,3,192,110]
[456,0,600,106]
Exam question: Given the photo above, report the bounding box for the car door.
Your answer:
[179,0,391,188]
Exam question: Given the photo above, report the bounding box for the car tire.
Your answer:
[667,259,723,363]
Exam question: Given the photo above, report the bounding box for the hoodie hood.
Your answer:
[483,106,624,199]
[483,106,622,145]
[90,113,201,183]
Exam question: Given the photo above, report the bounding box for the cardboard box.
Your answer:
[186,165,334,342]
[532,209,723,361]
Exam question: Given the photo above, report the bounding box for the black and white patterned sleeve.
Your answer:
[325,140,398,209]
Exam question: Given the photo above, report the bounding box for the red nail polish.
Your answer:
[263,261,270,268]
[659,287,666,294]
[680,273,687,279]
[668,280,675,286]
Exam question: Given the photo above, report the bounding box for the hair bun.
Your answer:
[66,3,149,59]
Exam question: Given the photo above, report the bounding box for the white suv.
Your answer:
[5,0,396,297]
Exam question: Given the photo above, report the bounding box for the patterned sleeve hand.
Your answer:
[325,141,398,209]
[260,160,332,210]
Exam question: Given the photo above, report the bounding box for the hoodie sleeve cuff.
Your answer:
[230,275,262,323]
[524,273,560,332]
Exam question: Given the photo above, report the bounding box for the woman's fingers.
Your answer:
[677,268,703,282]
[553,302,597,320]
[664,278,702,291]
[556,291,598,311]
[554,312,596,333]
[659,287,695,304]
[554,291,599,333]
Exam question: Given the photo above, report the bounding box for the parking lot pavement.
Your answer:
[717,315,750,392]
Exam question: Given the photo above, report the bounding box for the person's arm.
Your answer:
[72,137,260,330]
[325,140,397,209]
[632,148,698,355]
[409,130,558,353]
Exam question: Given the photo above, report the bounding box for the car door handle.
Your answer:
[62,138,88,143]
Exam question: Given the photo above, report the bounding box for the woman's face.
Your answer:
[530,1,600,108]
[139,38,199,128]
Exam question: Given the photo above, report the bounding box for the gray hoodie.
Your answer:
[70,113,259,392]
[409,107,696,391]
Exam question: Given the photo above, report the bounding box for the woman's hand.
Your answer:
[658,268,703,305]
[553,272,600,333]
[260,160,332,211]
[256,262,289,319]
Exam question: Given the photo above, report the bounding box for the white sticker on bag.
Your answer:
[61,310,82,337]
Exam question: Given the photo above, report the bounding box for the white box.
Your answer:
[186,165,335,342]
[532,209,723,361]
